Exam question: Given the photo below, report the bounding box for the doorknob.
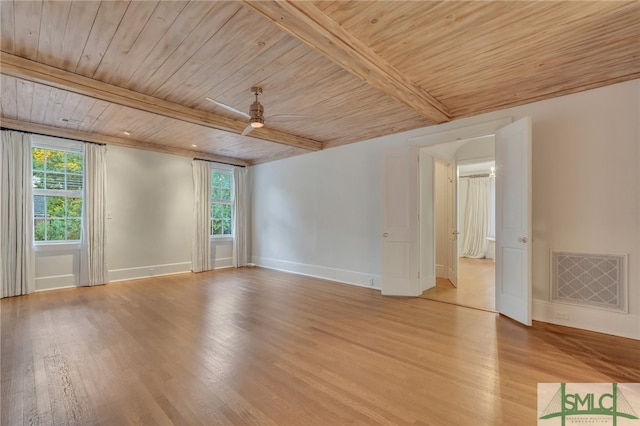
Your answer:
[383,233,389,237]
[518,237,528,243]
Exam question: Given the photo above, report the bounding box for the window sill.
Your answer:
[34,242,81,253]
[210,236,233,243]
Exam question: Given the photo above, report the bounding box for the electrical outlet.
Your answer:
[368,277,374,286]
[555,311,569,320]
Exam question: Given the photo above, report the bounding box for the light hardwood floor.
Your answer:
[421,257,496,311]
[2,267,639,425]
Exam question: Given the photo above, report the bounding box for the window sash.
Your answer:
[210,169,234,237]
[32,140,84,243]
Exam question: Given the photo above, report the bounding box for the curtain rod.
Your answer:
[193,157,246,168]
[460,173,491,178]
[1,127,105,146]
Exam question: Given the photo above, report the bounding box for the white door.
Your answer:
[418,150,435,292]
[495,117,532,325]
[382,147,419,296]
[446,161,458,287]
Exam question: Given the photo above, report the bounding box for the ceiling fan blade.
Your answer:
[241,124,254,136]
[267,114,308,121]
[206,97,250,119]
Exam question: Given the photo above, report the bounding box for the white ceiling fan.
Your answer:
[206,86,306,136]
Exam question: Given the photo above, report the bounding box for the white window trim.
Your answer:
[34,241,81,252]
[32,135,83,152]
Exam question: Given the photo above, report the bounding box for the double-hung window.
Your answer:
[211,169,233,237]
[32,138,84,242]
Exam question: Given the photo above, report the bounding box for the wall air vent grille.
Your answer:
[551,250,627,312]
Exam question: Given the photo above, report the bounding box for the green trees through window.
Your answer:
[33,147,84,242]
[211,170,233,236]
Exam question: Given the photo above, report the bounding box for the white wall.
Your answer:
[106,146,194,280]
[251,79,640,339]
[35,145,233,289]
[251,131,410,288]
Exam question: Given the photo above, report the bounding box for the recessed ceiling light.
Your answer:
[191,144,197,148]
[123,131,131,136]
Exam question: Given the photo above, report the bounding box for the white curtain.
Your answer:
[232,166,249,267]
[80,143,108,286]
[461,177,490,258]
[192,160,211,272]
[0,130,35,298]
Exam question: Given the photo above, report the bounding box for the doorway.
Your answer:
[420,138,496,311]
[382,116,532,325]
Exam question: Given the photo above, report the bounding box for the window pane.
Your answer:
[33,171,45,189]
[211,219,223,235]
[47,196,66,217]
[32,148,45,170]
[49,219,66,240]
[46,151,66,172]
[67,173,83,190]
[212,187,222,200]
[66,153,83,173]
[67,197,82,217]
[223,219,232,235]
[220,188,231,201]
[34,195,46,217]
[34,219,47,241]
[46,172,65,190]
[223,172,232,187]
[67,219,81,240]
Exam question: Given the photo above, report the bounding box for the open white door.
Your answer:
[495,117,532,325]
[382,146,419,296]
[446,161,458,287]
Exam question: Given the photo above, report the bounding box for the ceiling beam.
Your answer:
[0,52,322,152]
[243,1,451,124]
[0,118,251,167]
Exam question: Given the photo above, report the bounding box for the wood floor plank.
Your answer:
[1,267,639,425]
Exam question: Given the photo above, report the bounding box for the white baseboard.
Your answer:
[533,300,639,340]
[109,262,192,282]
[35,274,78,291]
[435,264,446,278]
[252,256,381,290]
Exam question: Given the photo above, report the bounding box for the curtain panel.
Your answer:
[0,130,35,298]
[461,177,490,258]
[192,160,211,272]
[232,167,249,267]
[80,143,108,286]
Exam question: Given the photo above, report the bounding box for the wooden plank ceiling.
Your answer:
[1,1,639,165]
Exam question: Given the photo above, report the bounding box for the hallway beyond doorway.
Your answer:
[420,257,495,311]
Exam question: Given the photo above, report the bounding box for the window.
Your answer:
[211,169,233,237]
[32,143,83,242]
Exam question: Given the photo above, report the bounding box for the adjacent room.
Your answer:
[1,1,639,425]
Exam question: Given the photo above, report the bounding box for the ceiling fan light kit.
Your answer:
[249,87,265,128]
